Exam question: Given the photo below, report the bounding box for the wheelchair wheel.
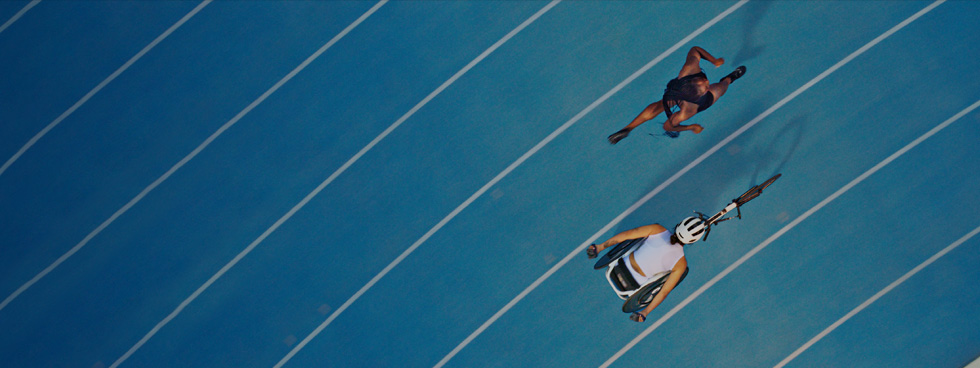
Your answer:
[620,267,689,313]
[593,237,646,270]
[621,274,669,313]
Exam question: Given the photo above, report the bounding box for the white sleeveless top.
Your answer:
[626,230,685,285]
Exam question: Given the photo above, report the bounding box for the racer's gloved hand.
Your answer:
[630,312,646,323]
[586,244,598,259]
[608,128,630,144]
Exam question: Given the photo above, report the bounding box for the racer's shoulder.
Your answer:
[649,224,668,234]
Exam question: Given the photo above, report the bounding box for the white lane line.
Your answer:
[774,224,980,368]
[111,1,562,366]
[0,0,40,34]
[0,1,383,315]
[0,0,213,311]
[428,0,946,366]
[440,0,947,365]
[603,52,968,368]
[272,2,564,367]
[103,3,388,367]
[428,1,752,367]
[0,0,211,178]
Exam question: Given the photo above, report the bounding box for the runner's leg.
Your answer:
[625,101,666,130]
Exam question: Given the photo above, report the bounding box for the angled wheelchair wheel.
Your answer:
[593,237,647,270]
[621,267,689,313]
[621,274,669,313]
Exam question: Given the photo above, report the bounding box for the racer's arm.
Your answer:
[678,46,725,78]
[663,108,703,134]
[635,256,687,319]
[687,46,725,68]
[594,224,666,253]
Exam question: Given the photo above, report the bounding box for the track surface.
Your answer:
[1,1,978,367]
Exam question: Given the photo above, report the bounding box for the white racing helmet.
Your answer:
[675,216,706,244]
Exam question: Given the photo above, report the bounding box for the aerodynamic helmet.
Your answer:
[674,216,706,244]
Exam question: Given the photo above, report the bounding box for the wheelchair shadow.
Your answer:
[750,115,805,185]
[612,113,806,237]
[731,0,773,66]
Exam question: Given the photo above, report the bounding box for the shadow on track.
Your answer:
[614,112,806,236]
[731,0,773,66]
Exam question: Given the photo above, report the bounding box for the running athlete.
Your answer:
[587,217,706,322]
[608,46,746,143]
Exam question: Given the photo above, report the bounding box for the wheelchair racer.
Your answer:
[587,217,706,322]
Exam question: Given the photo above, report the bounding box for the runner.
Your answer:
[608,46,745,142]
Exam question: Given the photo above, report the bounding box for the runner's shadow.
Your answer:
[731,0,773,65]
[612,114,806,237]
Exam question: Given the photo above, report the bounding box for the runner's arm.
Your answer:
[663,109,704,134]
[688,46,724,68]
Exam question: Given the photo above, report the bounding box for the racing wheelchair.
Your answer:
[593,173,780,314]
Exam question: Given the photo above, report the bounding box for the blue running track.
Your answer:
[1,1,978,367]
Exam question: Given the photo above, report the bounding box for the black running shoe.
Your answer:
[608,128,630,144]
[722,66,746,84]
